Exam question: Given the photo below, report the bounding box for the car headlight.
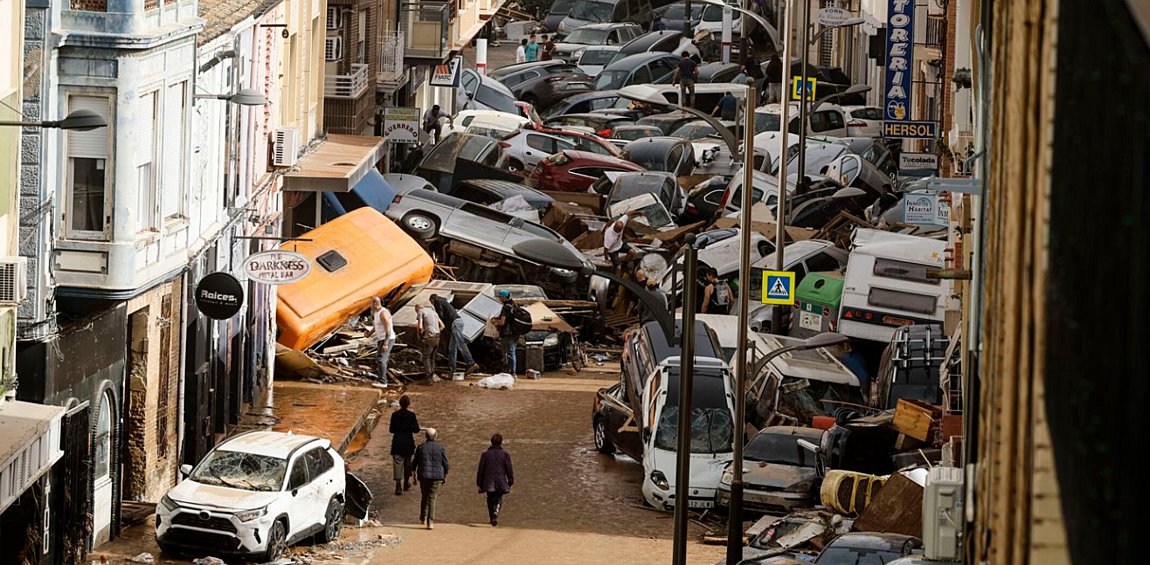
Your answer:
[720,466,734,486]
[234,506,268,523]
[542,333,560,347]
[650,470,669,491]
[159,494,179,513]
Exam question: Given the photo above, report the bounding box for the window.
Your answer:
[632,66,652,85]
[649,58,677,81]
[589,97,617,110]
[67,95,112,238]
[136,92,158,231]
[852,107,883,120]
[287,458,311,490]
[805,252,842,273]
[162,82,186,219]
[873,258,940,284]
[810,110,845,132]
[356,10,368,64]
[305,447,335,478]
[868,287,938,315]
[667,145,684,173]
[93,391,113,480]
[526,134,557,153]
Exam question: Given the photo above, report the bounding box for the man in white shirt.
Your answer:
[369,297,396,386]
[415,303,444,378]
[603,214,630,268]
[515,39,528,64]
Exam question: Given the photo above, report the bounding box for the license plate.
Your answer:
[799,311,822,331]
[687,499,715,509]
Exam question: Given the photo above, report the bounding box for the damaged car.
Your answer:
[716,426,825,514]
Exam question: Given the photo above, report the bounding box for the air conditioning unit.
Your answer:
[272,128,301,167]
[326,7,341,29]
[325,36,343,61]
[0,257,28,305]
[922,466,963,561]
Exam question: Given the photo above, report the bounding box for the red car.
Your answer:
[528,150,645,192]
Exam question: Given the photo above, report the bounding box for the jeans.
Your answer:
[679,79,696,107]
[392,454,413,482]
[422,333,441,376]
[419,479,442,522]
[377,338,395,382]
[501,335,518,374]
[448,318,475,372]
[486,491,506,519]
[767,83,782,103]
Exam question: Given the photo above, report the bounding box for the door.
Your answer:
[284,453,317,536]
[56,403,91,563]
[92,390,115,546]
[305,448,338,527]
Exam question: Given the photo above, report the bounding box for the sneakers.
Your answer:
[466,363,480,374]
[490,515,498,527]
[426,519,434,530]
[395,482,403,496]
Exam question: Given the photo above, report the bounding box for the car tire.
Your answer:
[507,159,526,173]
[320,496,345,543]
[156,541,178,557]
[594,417,616,454]
[402,213,438,240]
[263,519,288,562]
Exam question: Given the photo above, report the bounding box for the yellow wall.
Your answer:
[0,0,23,396]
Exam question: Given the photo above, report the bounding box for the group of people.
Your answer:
[389,395,515,529]
[515,33,556,63]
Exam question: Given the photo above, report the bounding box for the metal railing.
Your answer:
[399,1,452,60]
[379,30,406,83]
[324,63,370,99]
[926,15,946,46]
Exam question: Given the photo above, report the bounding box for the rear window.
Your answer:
[868,287,938,315]
[873,258,940,285]
[580,49,618,65]
[850,107,884,120]
[475,85,518,114]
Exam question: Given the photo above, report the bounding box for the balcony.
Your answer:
[400,1,453,62]
[325,63,370,99]
[379,30,406,89]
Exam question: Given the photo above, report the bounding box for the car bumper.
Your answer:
[643,480,718,511]
[155,508,274,556]
[715,485,814,514]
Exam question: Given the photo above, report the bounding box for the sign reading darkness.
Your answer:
[195,272,245,320]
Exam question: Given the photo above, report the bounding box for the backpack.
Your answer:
[509,304,533,336]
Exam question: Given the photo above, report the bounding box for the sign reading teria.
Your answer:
[817,6,852,26]
[382,107,421,144]
[430,57,463,88]
[243,250,312,284]
[884,0,916,123]
[899,152,940,177]
[195,272,245,320]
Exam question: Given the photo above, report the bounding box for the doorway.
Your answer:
[91,389,116,545]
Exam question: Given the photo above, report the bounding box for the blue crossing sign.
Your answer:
[760,270,796,305]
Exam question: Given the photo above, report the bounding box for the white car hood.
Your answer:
[649,447,733,492]
[168,480,282,511]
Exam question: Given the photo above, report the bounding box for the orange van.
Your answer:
[276,208,434,350]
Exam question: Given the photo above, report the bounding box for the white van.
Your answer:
[838,229,950,343]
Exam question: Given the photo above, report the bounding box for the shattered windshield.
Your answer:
[652,372,734,453]
[776,377,865,423]
[190,450,287,492]
[571,1,614,22]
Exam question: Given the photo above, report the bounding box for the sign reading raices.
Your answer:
[884,0,916,122]
[244,250,312,284]
[195,272,245,320]
[383,107,421,144]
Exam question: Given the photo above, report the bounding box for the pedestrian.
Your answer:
[415,303,444,379]
[744,57,765,100]
[672,51,698,107]
[541,35,556,61]
[492,290,519,374]
[764,54,783,103]
[413,428,449,530]
[389,395,420,496]
[640,277,669,325]
[476,433,515,526]
[422,104,454,145]
[368,297,396,385]
[603,214,631,269]
[431,293,480,376]
[701,268,734,314]
[713,91,738,121]
[515,38,528,63]
[525,34,540,62]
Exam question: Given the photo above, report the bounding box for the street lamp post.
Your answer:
[770,0,795,335]
[671,235,699,565]
[0,109,107,131]
[724,332,848,564]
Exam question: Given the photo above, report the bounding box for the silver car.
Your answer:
[381,174,593,281]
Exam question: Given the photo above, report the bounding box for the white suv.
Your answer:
[156,431,352,561]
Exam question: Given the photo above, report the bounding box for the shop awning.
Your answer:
[283,134,386,193]
[0,401,65,514]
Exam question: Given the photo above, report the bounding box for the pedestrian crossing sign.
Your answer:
[760,270,796,305]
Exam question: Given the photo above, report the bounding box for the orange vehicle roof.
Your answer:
[276,208,433,350]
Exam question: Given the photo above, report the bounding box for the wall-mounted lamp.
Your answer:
[0,109,108,131]
[194,88,268,106]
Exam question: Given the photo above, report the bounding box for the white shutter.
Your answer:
[326,7,340,29]
[325,37,342,60]
[161,82,185,218]
[67,96,110,159]
[135,92,156,165]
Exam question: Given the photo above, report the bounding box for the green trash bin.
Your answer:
[791,272,845,338]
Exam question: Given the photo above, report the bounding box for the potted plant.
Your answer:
[952,67,972,89]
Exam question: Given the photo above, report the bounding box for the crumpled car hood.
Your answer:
[169,480,282,511]
[742,461,818,490]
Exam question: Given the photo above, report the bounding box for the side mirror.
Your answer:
[179,464,193,477]
[292,488,300,497]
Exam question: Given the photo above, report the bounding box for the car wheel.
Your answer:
[156,541,178,557]
[594,417,616,454]
[263,519,288,562]
[402,213,438,240]
[320,496,345,542]
[507,159,526,173]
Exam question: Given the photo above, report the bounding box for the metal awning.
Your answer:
[283,134,386,192]
[0,400,65,514]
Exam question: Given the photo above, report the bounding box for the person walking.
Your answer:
[476,433,515,526]
[492,290,519,374]
[389,395,420,496]
[764,54,784,103]
[541,35,556,61]
[422,105,454,145]
[672,51,699,107]
[701,267,734,314]
[525,34,540,62]
[415,303,444,379]
[368,297,396,385]
[712,91,738,121]
[431,293,479,376]
[413,428,449,530]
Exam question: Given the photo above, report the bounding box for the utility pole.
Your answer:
[771,0,795,335]
[740,0,750,61]
[671,236,699,565]
[793,0,813,265]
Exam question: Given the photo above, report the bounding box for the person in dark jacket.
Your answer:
[431,293,479,376]
[476,433,515,526]
[413,427,449,529]
[389,395,420,496]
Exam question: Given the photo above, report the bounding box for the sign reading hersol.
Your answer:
[883,120,938,139]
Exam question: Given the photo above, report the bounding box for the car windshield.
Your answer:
[671,122,720,140]
[755,112,781,134]
[744,432,819,466]
[614,175,670,200]
[549,0,574,16]
[595,70,630,90]
[702,4,734,21]
[580,49,618,65]
[566,28,609,45]
[613,127,660,141]
[475,85,519,114]
[190,450,287,492]
[622,147,669,171]
[571,1,614,22]
[813,547,905,565]
[494,285,549,300]
[653,372,733,453]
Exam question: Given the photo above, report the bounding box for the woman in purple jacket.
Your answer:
[476,433,515,526]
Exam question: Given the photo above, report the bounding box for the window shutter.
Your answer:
[68,96,110,159]
[161,82,185,218]
[135,92,156,165]
[325,37,342,60]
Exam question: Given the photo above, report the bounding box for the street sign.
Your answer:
[899,152,940,177]
[903,191,951,225]
[817,6,853,26]
[883,0,917,122]
[243,250,311,284]
[791,77,817,101]
[883,120,937,139]
[382,107,421,144]
[195,272,245,320]
[430,56,463,88]
[760,270,796,305]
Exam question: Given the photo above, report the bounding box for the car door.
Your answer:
[523,133,562,167]
[284,452,318,537]
[305,447,340,523]
[458,70,479,109]
[648,57,677,83]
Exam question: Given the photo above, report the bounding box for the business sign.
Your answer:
[382,107,421,144]
[903,191,951,225]
[899,152,939,177]
[195,272,245,320]
[760,270,796,306]
[817,6,853,26]
[243,250,311,284]
[791,77,818,101]
[882,120,937,139]
[430,56,463,88]
[884,0,916,122]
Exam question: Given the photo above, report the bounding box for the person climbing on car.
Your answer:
[422,105,454,145]
[476,433,515,526]
[368,296,396,386]
[603,214,631,270]
[492,290,532,374]
[701,267,734,314]
[431,293,480,377]
[389,395,420,496]
[672,51,699,108]
[713,91,739,121]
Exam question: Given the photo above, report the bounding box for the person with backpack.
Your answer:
[492,290,531,374]
[701,267,734,315]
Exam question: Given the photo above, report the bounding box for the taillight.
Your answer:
[847,120,867,127]
[546,76,563,83]
[597,128,612,137]
[391,194,402,205]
